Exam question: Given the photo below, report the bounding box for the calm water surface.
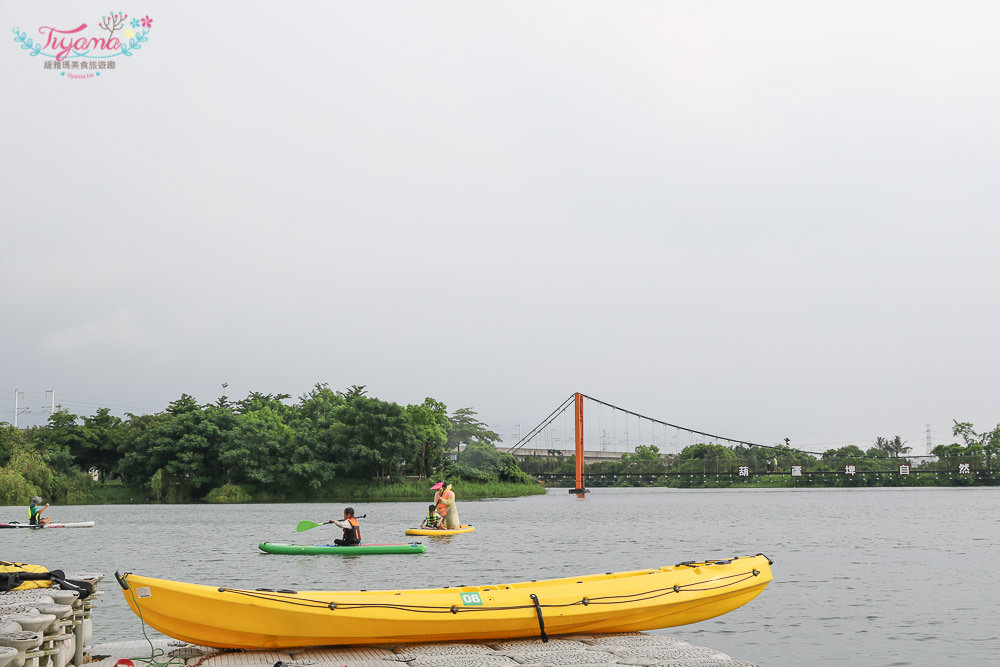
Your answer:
[4,487,999,666]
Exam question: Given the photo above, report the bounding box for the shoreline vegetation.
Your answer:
[0,384,538,505]
[67,479,549,505]
[0,384,543,506]
[3,383,999,506]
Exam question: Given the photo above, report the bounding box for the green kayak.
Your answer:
[258,542,426,555]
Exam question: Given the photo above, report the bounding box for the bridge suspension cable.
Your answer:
[506,394,575,455]
[578,393,766,450]
[506,392,847,459]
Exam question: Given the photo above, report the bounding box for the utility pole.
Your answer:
[14,389,28,428]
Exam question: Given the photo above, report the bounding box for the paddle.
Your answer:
[296,515,366,532]
[295,520,328,532]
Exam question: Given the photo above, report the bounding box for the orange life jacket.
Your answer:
[436,489,454,516]
[342,517,360,543]
[434,491,448,516]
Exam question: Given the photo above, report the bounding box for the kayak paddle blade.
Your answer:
[296,520,323,532]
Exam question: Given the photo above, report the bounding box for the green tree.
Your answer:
[447,408,500,460]
[873,435,911,457]
[0,467,36,506]
[284,384,346,492]
[75,408,126,482]
[931,443,968,458]
[330,395,414,480]
[0,423,27,467]
[30,410,81,474]
[295,384,347,429]
[218,405,294,492]
[448,441,534,484]
[406,398,450,478]
[930,441,980,477]
[118,394,233,500]
[952,420,1000,472]
[4,448,54,500]
[235,391,292,416]
[620,444,664,473]
[673,443,740,474]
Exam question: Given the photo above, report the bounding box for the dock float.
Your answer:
[87,634,762,667]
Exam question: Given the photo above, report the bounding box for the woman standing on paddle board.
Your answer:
[432,482,460,529]
[431,481,447,522]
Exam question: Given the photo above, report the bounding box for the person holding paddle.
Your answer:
[328,507,362,546]
[431,481,448,521]
[432,481,460,529]
[29,496,51,526]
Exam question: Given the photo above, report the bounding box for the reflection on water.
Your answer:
[4,486,999,666]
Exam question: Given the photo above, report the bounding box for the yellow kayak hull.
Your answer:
[116,554,772,649]
[405,524,475,536]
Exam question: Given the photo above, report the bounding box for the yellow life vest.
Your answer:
[0,561,55,590]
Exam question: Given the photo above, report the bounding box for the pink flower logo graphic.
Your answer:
[140,15,153,28]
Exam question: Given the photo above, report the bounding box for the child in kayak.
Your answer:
[328,507,361,546]
[420,504,443,530]
[29,496,51,526]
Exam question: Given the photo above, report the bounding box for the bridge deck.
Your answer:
[508,447,635,463]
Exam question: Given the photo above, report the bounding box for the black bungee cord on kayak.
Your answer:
[215,564,766,616]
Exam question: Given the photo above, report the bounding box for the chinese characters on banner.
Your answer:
[734,463,969,476]
[43,60,116,70]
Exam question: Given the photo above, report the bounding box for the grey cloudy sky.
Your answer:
[3,2,998,455]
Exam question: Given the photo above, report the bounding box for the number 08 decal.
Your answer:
[460,592,483,606]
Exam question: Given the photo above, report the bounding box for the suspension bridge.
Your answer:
[504,393,993,490]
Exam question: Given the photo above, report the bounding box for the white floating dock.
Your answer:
[88,634,762,667]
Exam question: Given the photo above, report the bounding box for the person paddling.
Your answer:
[328,507,362,546]
[437,483,460,529]
[29,496,51,526]
[432,481,448,523]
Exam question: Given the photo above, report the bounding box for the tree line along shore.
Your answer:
[0,384,541,505]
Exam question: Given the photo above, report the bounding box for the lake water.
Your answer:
[3,487,999,666]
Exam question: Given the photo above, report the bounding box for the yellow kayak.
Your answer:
[405,524,475,536]
[115,554,773,649]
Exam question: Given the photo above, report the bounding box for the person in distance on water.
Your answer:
[328,507,361,546]
[29,496,51,526]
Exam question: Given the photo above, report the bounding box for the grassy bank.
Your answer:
[45,479,548,504]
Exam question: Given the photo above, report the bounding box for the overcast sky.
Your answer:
[3,2,999,455]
